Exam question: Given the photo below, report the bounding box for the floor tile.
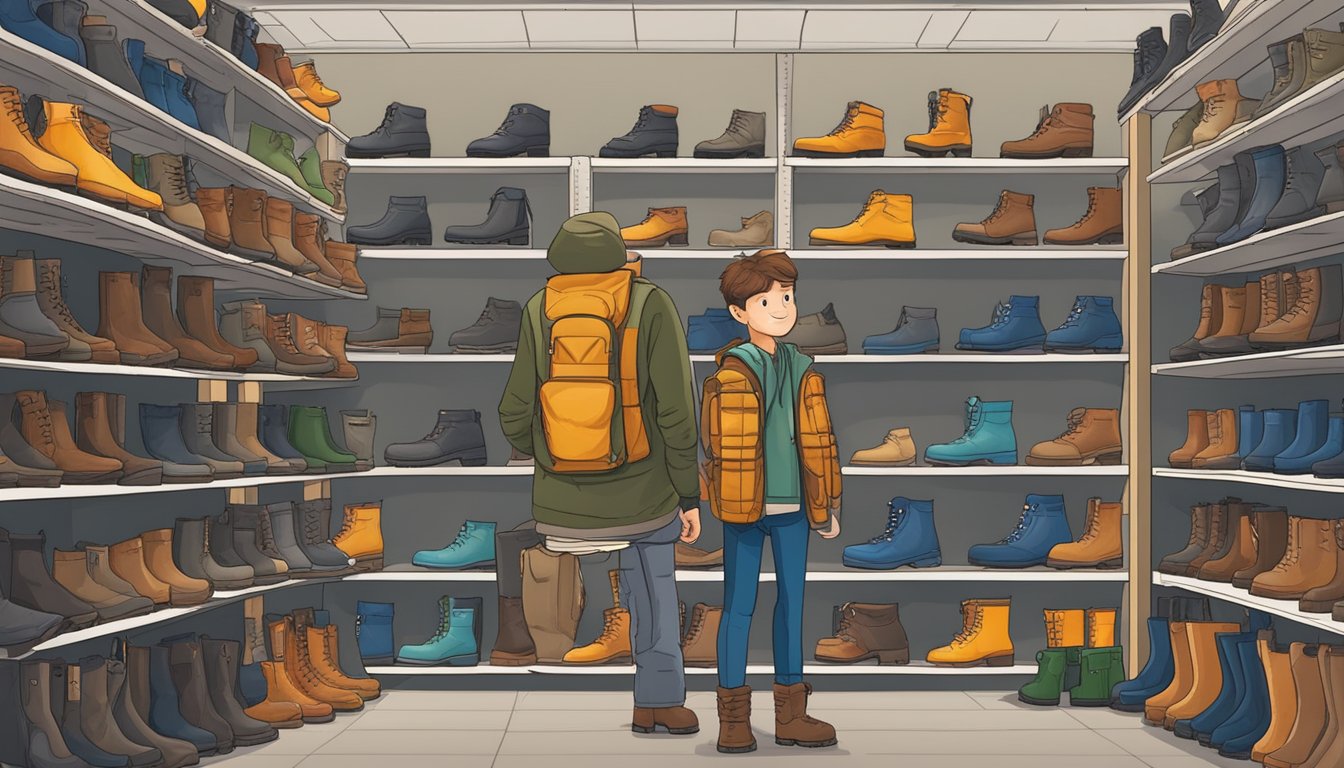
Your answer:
[313,729,505,755]
[515,691,635,710]
[1097,728,1223,757]
[1141,756,1248,768]
[814,690,982,710]
[498,730,704,756]
[508,708,635,732]
[347,709,513,730]
[812,708,1085,731]
[203,755,305,768]
[843,728,1131,756]
[365,690,517,710]
[1065,706,1150,729]
[968,691,1036,710]
[230,724,347,755]
[297,756,494,768]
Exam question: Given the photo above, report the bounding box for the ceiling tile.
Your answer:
[801,10,930,49]
[384,10,527,47]
[917,10,970,48]
[735,9,805,48]
[635,9,734,44]
[524,9,635,46]
[956,9,1057,41]
[1049,9,1174,42]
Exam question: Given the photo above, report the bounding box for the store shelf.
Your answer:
[591,158,777,173]
[1152,344,1344,379]
[1128,0,1344,117]
[346,352,515,363]
[355,466,532,477]
[347,352,1126,365]
[778,249,1127,261]
[844,465,1129,477]
[356,248,547,260]
[1151,210,1344,277]
[369,663,1035,676]
[1154,572,1344,635]
[786,157,1127,173]
[1153,467,1344,493]
[345,565,1127,583]
[0,356,339,383]
[0,173,362,300]
[0,31,342,222]
[346,158,570,173]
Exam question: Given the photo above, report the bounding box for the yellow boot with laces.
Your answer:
[563,570,632,665]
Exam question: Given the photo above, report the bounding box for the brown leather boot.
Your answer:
[17,391,121,483]
[1185,501,1230,577]
[293,608,378,700]
[293,213,342,286]
[716,685,755,753]
[1264,643,1325,768]
[139,265,233,370]
[1170,283,1223,362]
[176,275,259,369]
[1026,407,1123,466]
[1043,186,1123,246]
[287,313,337,372]
[196,187,232,249]
[1199,279,1261,355]
[347,307,433,351]
[258,660,331,724]
[1145,620,1196,726]
[75,391,162,485]
[1162,621,1243,729]
[1197,499,1256,581]
[320,161,347,214]
[227,187,278,261]
[323,241,364,294]
[1169,409,1210,468]
[273,615,363,711]
[95,271,177,366]
[1000,102,1094,159]
[1252,630,1294,763]
[1250,264,1344,349]
[264,198,317,274]
[35,258,118,363]
[953,190,1037,246]
[814,602,909,664]
[1300,520,1344,612]
[1299,642,1344,767]
[1047,497,1124,569]
[681,603,722,667]
[265,312,336,375]
[0,330,21,358]
[632,705,699,735]
[773,683,836,748]
[1192,409,1239,468]
[1233,505,1288,589]
[491,595,537,666]
[51,547,152,621]
[107,536,171,605]
[1252,517,1338,599]
[317,323,357,379]
[138,529,212,605]
[317,622,380,699]
[253,42,286,87]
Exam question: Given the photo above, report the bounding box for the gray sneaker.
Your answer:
[782,303,848,355]
[694,109,766,159]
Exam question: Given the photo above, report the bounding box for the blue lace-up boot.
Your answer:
[842,497,940,569]
[1242,408,1296,471]
[924,397,1017,466]
[0,0,82,63]
[1044,296,1124,353]
[967,494,1073,568]
[412,520,497,569]
[356,601,394,665]
[957,295,1046,352]
[686,308,747,353]
[395,597,479,666]
[1277,403,1341,474]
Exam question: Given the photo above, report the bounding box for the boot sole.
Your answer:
[775,737,838,748]
[345,344,431,353]
[119,351,180,367]
[1043,231,1124,246]
[808,237,916,249]
[150,212,207,241]
[1110,700,1146,713]
[792,149,884,158]
[952,230,1039,246]
[466,147,551,158]
[842,555,941,570]
[1017,692,1061,706]
[599,148,678,158]
[861,345,939,355]
[624,232,689,247]
[450,343,518,353]
[924,454,1017,466]
[904,143,972,158]
[631,724,700,734]
[394,654,480,666]
[1069,697,1114,708]
[814,648,910,665]
[694,147,766,159]
[796,342,849,355]
[847,459,917,467]
[347,232,434,247]
[489,653,537,666]
[1297,599,1339,612]
[1025,451,1123,466]
[929,654,1015,668]
[559,655,632,665]
[118,468,164,486]
[411,558,495,570]
[443,232,530,246]
[1046,557,1124,569]
[1000,147,1093,159]
[385,454,487,467]
[59,470,124,484]
[345,147,430,159]
[954,340,1046,352]
[717,744,758,753]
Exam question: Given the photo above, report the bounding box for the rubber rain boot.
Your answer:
[1243,408,1297,471]
[1111,597,1176,711]
[1274,400,1337,474]
[1071,647,1126,707]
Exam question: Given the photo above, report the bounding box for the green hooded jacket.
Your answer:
[498,212,699,538]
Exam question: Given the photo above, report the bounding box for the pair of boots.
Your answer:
[1171,145,1292,255]
[1176,399,1344,476]
[1018,607,1123,707]
[94,267,258,368]
[254,43,341,122]
[956,294,1123,353]
[716,684,836,752]
[201,183,351,288]
[1171,267,1343,360]
[1112,596,1210,711]
[1117,2,1227,116]
[242,608,378,728]
[1256,635,1344,766]
[0,253,100,361]
[952,187,1123,247]
[3,389,122,484]
[222,498,359,580]
[346,306,433,352]
[218,301,353,376]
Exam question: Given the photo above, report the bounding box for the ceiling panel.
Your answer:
[734,9,805,49]
[635,9,734,48]
[384,10,528,47]
[956,9,1057,41]
[801,10,931,49]
[524,9,635,47]
[916,10,970,48]
[1049,9,1173,42]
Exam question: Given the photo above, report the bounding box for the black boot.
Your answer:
[1265,145,1327,230]
[111,641,198,768]
[77,656,163,767]
[1187,0,1226,52]
[346,102,430,159]
[200,636,278,747]
[1118,27,1168,115]
[347,196,432,246]
[3,660,87,768]
[449,297,522,353]
[383,409,487,467]
[163,636,235,755]
[1143,14,1192,97]
[601,105,679,158]
[467,104,550,158]
[1,528,98,633]
[442,187,531,246]
[218,507,287,585]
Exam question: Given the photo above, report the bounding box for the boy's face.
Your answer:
[729,280,797,339]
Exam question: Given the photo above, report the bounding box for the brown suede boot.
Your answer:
[293,212,343,286]
[17,391,121,483]
[716,685,756,753]
[632,706,699,735]
[75,391,162,486]
[320,161,347,214]
[137,529,212,606]
[177,275,260,369]
[317,323,357,379]
[1232,506,1288,589]
[95,271,177,366]
[287,313,337,372]
[1300,519,1344,613]
[317,623,380,699]
[1168,409,1209,468]
[1252,517,1338,599]
[1000,102,1094,159]
[323,241,364,294]
[773,683,836,748]
[1043,186,1123,246]
[953,190,1037,246]
[227,187,278,262]
[1191,409,1239,468]
[264,198,317,274]
[107,537,171,605]
[195,187,233,249]
[1197,499,1257,582]
[139,265,233,370]
[1026,407,1123,466]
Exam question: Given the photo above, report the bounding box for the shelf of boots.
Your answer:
[345,565,1128,583]
[0,356,343,383]
[0,173,361,300]
[785,157,1128,174]
[1152,343,1344,379]
[1153,572,1344,635]
[367,663,1036,676]
[1153,467,1344,493]
[843,466,1129,477]
[591,158,778,173]
[1126,0,1343,118]
[346,353,1127,365]
[352,248,1128,261]
[1148,70,1344,186]
[0,32,343,222]
[345,158,571,173]
[1151,210,1344,277]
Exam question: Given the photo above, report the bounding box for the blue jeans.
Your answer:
[618,515,686,708]
[717,511,809,689]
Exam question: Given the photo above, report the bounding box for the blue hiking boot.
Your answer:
[967,494,1073,568]
[863,306,939,354]
[395,596,479,666]
[686,308,747,353]
[1044,296,1124,353]
[957,295,1045,352]
[413,520,497,569]
[924,397,1018,466]
[356,601,394,665]
[842,497,941,569]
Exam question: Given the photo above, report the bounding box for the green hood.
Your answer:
[547,212,626,274]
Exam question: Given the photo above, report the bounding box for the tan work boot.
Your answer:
[1047,498,1124,569]
[1192,79,1258,146]
[323,241,364,293]
[1199,279,1261,355]
[291,60,341,107]
[1250,265,1343,349]
[926,598,1014,667]
[1251,517,1337,599]
[620,207,688,247]
[953,190,1037,246]
[708,211,773,248]
[1026,407,1123,466]
[144,154,206,239]
[773,683,836,748]
[1300,519,1344,613]
[849,427,916,467]
[1043,187,1123,246]
[814,602,910,664]
[808,190,916,248]
[317,323,357,379]
[195,187,233,249]
[0,85,77,186]
[562,570,631,664]
[904,89,972,158]
[35,258,118,363]
[681,603,721,667]
[293,213,343,287]
[320,161,348,215]
[1192,409,1239,468]
[1168,409,1210,468]
[1000,103,1094,159]
[792,101,885,158]
[317,623,380,699]
[228,187,278,262]
[107,537,171,605]
[716,685,756,753]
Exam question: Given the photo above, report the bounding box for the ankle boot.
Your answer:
[267,502,316,575]
[202,514,260,592]
[1196,278,1261,357]
[35,258,118,363]
[287,313,336,372]
[264,198,318,274]
[904,88,973,157]
[289,405,356,471]
[227,187,278,262]
[200,636,278,746]
[137,403,213,483]
[138,529,211,605]
[1251,265,1343,349]
[218,299,277,372]
[468,102,551,158]
[259,407,313,472]
[37,100,161,209]
[1118,26,1168,115]
[347,102,430,158]
[293,213,342,285]
[1299,519,1344,612]
[1169,410,1210,468]
[323,241,363,293]
[1191,79,1257,147]
[1169,284,1222,361]
[339,410,376,470]
[1251,516,1337,599]
[208,403,267,476]
[348,306,432,351]
[113,643,198,768]
[221,505,287,583]
[954,190,1037,246]
[1182,162,1248,257]
[1026,407,1123,466]
[245,123,319,195]
[346,195,432,246]
[52,547,153,621]
[1217,145,1287,247]
[231,402,294,474]
[315,619,380,698]
[176,275,257,369]
[773,683,836,748]
[0,253,70,359]
[175,516,253,590]
[293,499,356,574]
[0,85,78,187]
[144,153,206,239]
[139,265,232,370]
[230,503,291,578]
[1190,409,1236,467]
[1163,102,1205,161]
[793,100,884,158]
[317,323,356,379]
[1266,145,1327,229]
[1043,187,1123,246]
[106,536,170,605]
[601,104,678,158]
[1315,143,1344,213]
[186,76,230,143]
[1,528,99,631]
[293,608,377,699]
[1186,501,1233,576]
[619,206,687,248]
[295,148,335,206]
[716,685,755,753]
[20,391,123,483]
[272,614,363,710]
[1000,102,1093,159]
[442,187,531,246]
[1231,506,1288,588]
[96,271,178,366]
[177,404,244,478]
[194,186,232,249]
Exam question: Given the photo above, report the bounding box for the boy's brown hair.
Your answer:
[719,250,798,308]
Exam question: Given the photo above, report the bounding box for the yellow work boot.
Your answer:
[808,190,915,248]
[37,101,162,210]
[927,598,1014,667]
[1086,607,1117,648]
[292,61,341,107]
[904,88,973,158]
[563,570,632,665]
[620,206,688,247]
[1044,608,1086,649]
[332,501,383,572]
[0,86,77,187]
[792,101,885,158]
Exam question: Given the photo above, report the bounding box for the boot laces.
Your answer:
[828,106,860,137]
[1200,94,1228,121]
[334,511,358,541]
[1066,190,1100,229]
[983,192,1012,224]
[1055,299,1087,331]
[1282,274,1316,320]
[726,111,751,136]
[1026,106,1056,139]
[834,608,858,642]
[998,503,1036,544]
[1282,153,1299,191]
[300,322,323,351]
[302,510,324,544]
[1045,614,1063,645]
[1275,521,1300,569]
[595,610,624,644]
[848,193,884,224]
[952,614,982,646]
[988,302,1013,329]
[1078,506,1103,544]
[436,523,470,550]
[272,317,302,353]
[377,104,398,130]
[867,502,906,544]
[3,97,33,140]
[196,410,213,434]
[1055,410,1086,442]
[951,403,984,444]
[628,107,652,134]
[39,268,77,327]
[684,609,707,644]
[1186,509,1206,547]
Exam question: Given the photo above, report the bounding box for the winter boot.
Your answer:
[1044,187,1124,246]
[563,570,632,665]
[620,206,688,247]
[1243,408,1297,471]
[347,195,432,246]
[1117,26,1168,115]
[36,259,117,363]
[968,494,1073,568]
[1265,145,1326,229]
[1018,608,1085,705]
[0,85,77,187]
[396,596,479,665]
[1045,295,1124,352]
[848,429,918,468]
[773,683,836,748]
[716,685,755,753]
[467,103,550,158]
[442,187,530,246]
[1048,498,1124,569]
[1216,144,1286,246]
[346,102,430,158]
[862,306,938,354]
[925,396,1016,466]
[695,109,766,159]
[814,602,909,664]
[1191,79,1256,147]
[332,501,383,571]
[681,602,722,667]
[904,88,972,157]
[356,600,394,665]
[808,190,915,248]
[348,306,433,352]
[841,496,939,569]
[413,520,496,569]
[600,104,678,158]
[0,253,70,358]
[1251,264,1342,349]
[953,190,1037,246]
[1000,103,1093,159]
[287,405,356,471]
[1172,163,1242,257]
[383,409,487,467]
[926,598,1014,667]
[1274,400,1338,474]
[792,101,884,158]
[956,295,1046,352]
[708,210,773,248]
[1026,407,1123,466]
[449,297,520,352]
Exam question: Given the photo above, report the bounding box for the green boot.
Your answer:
[297,147,335,206]
[1018,649,1068,706]
[1069,646,1125,707]
[131,153,147,189]
[246,123,332,204]
[287,405,357,472]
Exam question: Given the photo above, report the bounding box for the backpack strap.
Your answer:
[526,289,548,381]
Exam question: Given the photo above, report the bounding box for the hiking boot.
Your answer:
[780,302,847,355]
[348,306,433,352]
[1250,516,1337,599]
[0,253,69,359]
[1265,145,1327,230]
[773,683,835,748]
[1026,407,1123,466]
[396,597,479,665]
[265,311,336,375]
[601,105,678,158]
[35,258,118,363]
[954,190,1037,246]
[347,102,430,158]
[842,495,941,568]
[1049,498,1124,569]
[957,295,1045,352]
[809,190,916,248]
[384,409,487,467]
[442,187,531,246]
[1191,79,1257,147]
[925,397,1017,466]
[333,501,383,571]
[291,60,338,106]
[695,109,766,159]
[1249,265,1342,349]
[792,101,884,158]
[815,602,909,664]
[144,153,205,239]
[1117,26,1168,115]
[1215,144,1285,247]
[968,494,1073,568]
[621,206,688,247]
[564,571,632,664]
[1001,103,1093,159]
[413,520,496,570]
[347,195,432,246]
[862,306,937,354]
[94,271,178,368]
[467,103,550,158]
[708,210,772,247]
[449,297,521,353]
[1044,295,1124,353]
[0,85,77,187]
[1044,187,1123,246]
[1163,102,1205,162]
[927,598,1014,667]
[716,685,755,753]
[849,429,918,468]
[904,88,972,157]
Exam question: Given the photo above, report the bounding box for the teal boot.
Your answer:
[1069,647,1125,706]
[925,397,1018,466]
[297,147,336,206]
[413,521,497,570]
[1018,649,1068,706]
[396,597,479,666]
[288,405,357,472]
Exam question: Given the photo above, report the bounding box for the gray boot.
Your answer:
[347,195,432,246]
[177,404,245,479]
[0,253,71,359]
[448,297,522,353]
[467,103,550,158]
[266,502,316,576]
[230,504,291,580]
[694,109,766,159]
[207,512,267,584]
[708,211,773,248]
[384,409,488,467]
[219,300,276,372]
[174,517,253,590]
[186,77,231,144]
[341,409,376,471]
[1171,163,1242,258]
[862,307,940,354]
[346,102,430,159]
[442,187,530,246]
[1265,146,1326,230]
[781,303,848,355]
[81,21,145,99]
[293,500,356,574]
[601,105,678,158]
[1315,143,1344,214]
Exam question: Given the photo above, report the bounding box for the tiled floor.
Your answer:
[206,689,1247,767]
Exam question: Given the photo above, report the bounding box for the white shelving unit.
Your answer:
[356,247,1128,262]
[0,356,340,383]
[347,352,1127,365]
[1152,345,1344,379]
[347,566,1128,583]
[844,465,1130,477]
[346,158,570,173]
[786,157,1128,173]
[369,662,1035,676]
[1154,572,1344,635]
[1153,468,1344,494]
[1152,210,1344,277]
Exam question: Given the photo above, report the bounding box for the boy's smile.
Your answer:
[729,279,798,339]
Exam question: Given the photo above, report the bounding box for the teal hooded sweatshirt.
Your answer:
[725,341,812,508]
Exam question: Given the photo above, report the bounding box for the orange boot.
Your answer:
[904,89,973,157]
[292,61,341,107]
[792,101,885,158]
[620,207,688,247]
[0,85,77,186]
[36,101,161,210]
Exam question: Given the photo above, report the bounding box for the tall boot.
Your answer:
[144,645,217,756]
[35,258,118,363]
[263,199,317,274]
[20,394,123,483]
[1252,632,1296,763]
[1265,643,1324,768]
[1232,505,1289,588]
[95,272,177,366]
[1197,499,1257,581]
[176,276,258,370]
[163,636,235,754]
[139,266,232,370]
[77,656,163,767]
[199,637,278,746]
[76,392,162,486]
[54,661,137,767]
[0,253,71,359]
[14,660,86,768]
[1300,644,1344,768]
[114,642,198,768]
[270,615,362,711]
[1300,519,1344,612]
[1144,619,1197,726]
[1181,629,1249,740]
[1111,597,1176,711]
[1162,620,1243,729]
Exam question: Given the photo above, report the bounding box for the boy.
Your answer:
[700,250,842,753]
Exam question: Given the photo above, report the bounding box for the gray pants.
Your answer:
[618,515,685,708]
